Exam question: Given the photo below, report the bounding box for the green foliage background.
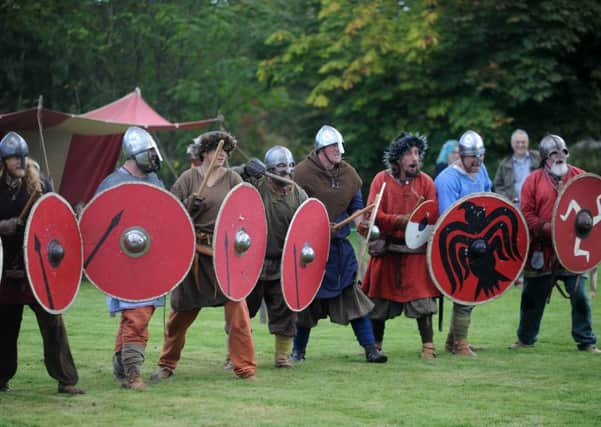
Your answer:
[1,0,600,187]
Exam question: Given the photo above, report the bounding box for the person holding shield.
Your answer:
[291,125,387,363]
[509,134,600,353]
[235,146,308,368]
[361,133,441,359]
[95,126,166,390]
[434,130,492,357]
[0,131,83,394]
[152,131,257,381]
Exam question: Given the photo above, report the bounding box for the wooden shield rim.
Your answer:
[79,181,195,301]
[552,172,601,273]
[406,199,438,250]
[427,192,530,305]
[24,193,83,314]
[212,182,267,302]
[281,197,330,312]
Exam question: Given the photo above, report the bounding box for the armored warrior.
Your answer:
[235,146,308,368]
[0,132,83,394]
[95,127,166,390]
[291,125,387,363]
[152,131,257,381]
[361,133,441,359]
[509,135,600,353]
[434,130,492,356]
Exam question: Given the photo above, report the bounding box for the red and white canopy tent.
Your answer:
[0,88,220,206]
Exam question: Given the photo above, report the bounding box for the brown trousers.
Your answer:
[158,300,256,378]
[114,306,156,352]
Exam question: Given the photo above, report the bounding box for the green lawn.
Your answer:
[1,272,600,427]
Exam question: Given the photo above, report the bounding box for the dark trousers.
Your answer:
[517,274,596,349]
[246,278,297,337]
[0,303,79,386]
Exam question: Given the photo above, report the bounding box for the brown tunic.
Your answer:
[169,167,242,310]
[294,151,361,221]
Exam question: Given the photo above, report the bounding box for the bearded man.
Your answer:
[361,133,441,359]
[0,132,83,394]
[509,135,600,353]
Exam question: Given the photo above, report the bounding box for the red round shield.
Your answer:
[80,182,195,302]
[427,193,529,305]
[24,193,83,314]
[406,199,439,250]
[281,198,330,312]
[213,183,267,301]
[553,173,601,273]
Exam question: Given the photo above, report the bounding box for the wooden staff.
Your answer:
[193,140,224,197]
[331,203,375,231]
[17,190,42,222]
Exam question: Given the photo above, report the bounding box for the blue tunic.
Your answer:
[95,167,166,315]
[316,190,363,299]
[434,163,492,215]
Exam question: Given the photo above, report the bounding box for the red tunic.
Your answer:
[521,165,584,273]
[361,171,440,303]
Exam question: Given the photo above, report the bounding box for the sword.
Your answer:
[34,234,55,310]
[84,210,123,268]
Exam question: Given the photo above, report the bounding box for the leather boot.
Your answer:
[290,349,305,362]
[454,339,477,357]
[122,343,147,390]
[125,370,147,391]
[421,342,437,360]
[364,344,388,363]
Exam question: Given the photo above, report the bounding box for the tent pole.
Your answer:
[36,95,54,188]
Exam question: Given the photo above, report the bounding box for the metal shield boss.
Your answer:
[213,183,267,301]
[80,182,195,302]
[405,199,439,250]
[552,173,601,273]
[24,193,83,314]
[281,198,330,312]
[427,193,529,305]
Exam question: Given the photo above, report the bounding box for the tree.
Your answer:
[258,0,601,181]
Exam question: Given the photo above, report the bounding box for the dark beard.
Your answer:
[404,166,419,178]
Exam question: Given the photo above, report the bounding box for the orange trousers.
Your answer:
[158,300,256,378]
[114,306,156,352]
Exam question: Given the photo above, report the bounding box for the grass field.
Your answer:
[1,271,600,427]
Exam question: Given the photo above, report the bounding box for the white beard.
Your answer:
[550,162,568,177]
